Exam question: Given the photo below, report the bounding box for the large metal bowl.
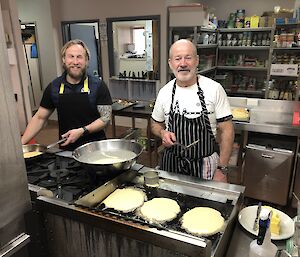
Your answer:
[72,139,144,176]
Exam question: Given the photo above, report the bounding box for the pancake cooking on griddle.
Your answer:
[139,197,180,224]
[181,207,225,236]
[102,187,146,213]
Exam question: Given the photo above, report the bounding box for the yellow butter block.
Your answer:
[231,108,249,120]
[263,206,281,235]
[270,212,280,235]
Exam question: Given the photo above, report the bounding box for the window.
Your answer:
[133,28,145,55]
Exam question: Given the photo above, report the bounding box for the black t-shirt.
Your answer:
[40,73,112,110]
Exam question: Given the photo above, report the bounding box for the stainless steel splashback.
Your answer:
[229,97,299,125]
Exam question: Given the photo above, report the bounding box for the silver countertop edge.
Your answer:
[233,121,300,136]
[139,166,245,195]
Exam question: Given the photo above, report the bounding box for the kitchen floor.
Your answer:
[34,120,297,217]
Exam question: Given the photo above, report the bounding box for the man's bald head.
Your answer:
[169,39,197,59]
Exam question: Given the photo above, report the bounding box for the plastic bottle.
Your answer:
[203,33,209,45]
[249,208,278,257]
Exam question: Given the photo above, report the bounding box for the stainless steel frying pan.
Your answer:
[22,138,66,160]
[72,139,144,176]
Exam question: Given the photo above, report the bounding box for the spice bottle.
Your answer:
[249,208,278,257]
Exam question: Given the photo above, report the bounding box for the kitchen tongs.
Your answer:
[46,138,67,149]
[253,202,262,231]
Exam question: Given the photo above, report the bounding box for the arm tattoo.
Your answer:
[97,105,112,125]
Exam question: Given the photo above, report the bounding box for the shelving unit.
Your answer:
[268,22,300,101]
[167,5,299,101]
[167,4,217,80]
[168,26,218,79]
[217,66,268,71]
[216,27,274,98]
[218,46,270,50]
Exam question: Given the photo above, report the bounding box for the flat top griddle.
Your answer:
[91,182,234,249]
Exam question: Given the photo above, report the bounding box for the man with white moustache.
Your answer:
[151,39,234,182]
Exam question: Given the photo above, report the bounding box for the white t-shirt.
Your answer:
[151,75,232,136]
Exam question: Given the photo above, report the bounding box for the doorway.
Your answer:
[61,20,102,78]
[21,22,43,112]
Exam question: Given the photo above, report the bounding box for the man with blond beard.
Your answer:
[22,39,112,150]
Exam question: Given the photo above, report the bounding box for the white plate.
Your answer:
[238,205,294,240]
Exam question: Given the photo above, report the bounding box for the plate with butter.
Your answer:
[238,205,294,240]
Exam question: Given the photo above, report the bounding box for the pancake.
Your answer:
[181,207,224,236]
[102,187,146,213]
[23,151,43,158]
[139,197,180,224]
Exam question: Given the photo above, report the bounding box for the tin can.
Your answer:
[236,9,245,28]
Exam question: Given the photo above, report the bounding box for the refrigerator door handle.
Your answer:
[261,153,274,159]
[0,233,30,257]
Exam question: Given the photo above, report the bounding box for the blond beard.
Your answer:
[64,64,87,82]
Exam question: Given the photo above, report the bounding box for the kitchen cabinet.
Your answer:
[229,97,300,205]
[292,153,300,208]
[243,144,294,205]
[216,27,274,98]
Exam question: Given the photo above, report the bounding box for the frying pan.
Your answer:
[72,139,144,176]
[22,138,67,160]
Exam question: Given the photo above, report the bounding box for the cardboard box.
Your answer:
[270,64,299,77]
[169,5,209,27]
[259,16,274,27]
[272,12,293,19]
[260,11,293,27]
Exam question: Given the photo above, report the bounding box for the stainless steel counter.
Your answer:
[226,220,287,257]
[234,121,300,137]
[229,97,300,137]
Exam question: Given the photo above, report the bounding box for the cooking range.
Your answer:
[26,152,123,202]
[25,151,245,257]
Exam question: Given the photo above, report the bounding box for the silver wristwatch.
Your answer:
[217,165,229,175]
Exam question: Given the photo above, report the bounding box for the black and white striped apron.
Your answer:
[161,79,217,178]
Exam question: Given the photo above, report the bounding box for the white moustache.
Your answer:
[178,69,190,72]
